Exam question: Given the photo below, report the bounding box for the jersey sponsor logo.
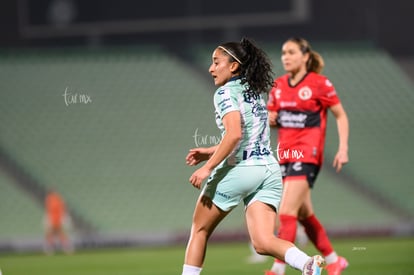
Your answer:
[220,104,232,112]
[243,91,267,120]
[243,91,260,103]
[217,97,230,106]
[298,86,312,100]
[280,101,297,108]
[252,103,267,120]
[242,145,271,160]
[217,96,233,113]
[327,90,337,97]
[277,110,321,128]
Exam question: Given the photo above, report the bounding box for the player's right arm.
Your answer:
[189,111,242,189]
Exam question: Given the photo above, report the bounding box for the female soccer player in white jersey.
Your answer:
[181,37,324,275]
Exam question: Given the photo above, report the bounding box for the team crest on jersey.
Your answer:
[298,86,312,100]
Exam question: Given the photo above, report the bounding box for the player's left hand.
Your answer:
[333,150,348,173]
[189,166,212,189]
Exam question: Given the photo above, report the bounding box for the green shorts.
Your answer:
[202,163,282,212]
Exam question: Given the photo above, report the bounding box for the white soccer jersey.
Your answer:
[213,77,277,166]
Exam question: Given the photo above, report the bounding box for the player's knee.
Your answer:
[190,223,212,240]
[251,238,271,255]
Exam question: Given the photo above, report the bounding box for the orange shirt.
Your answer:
[45,192,66,227]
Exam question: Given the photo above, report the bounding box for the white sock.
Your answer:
[182,264,202,275]
[249,242,259,255]
[284,246,311,271]
[324,251,338,265]
[270,261,286,274]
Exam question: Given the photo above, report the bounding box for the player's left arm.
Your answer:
[329,103,349,172]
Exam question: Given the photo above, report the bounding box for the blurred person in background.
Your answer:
[181,37,324,275]
[44,188,73,254]
[264,37,349,275]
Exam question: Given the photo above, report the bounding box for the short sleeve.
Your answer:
[317,76,340,108]
[214,87,240,118]
[267,81,279,112]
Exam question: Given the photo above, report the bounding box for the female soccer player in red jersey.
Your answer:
[265,37,349,275]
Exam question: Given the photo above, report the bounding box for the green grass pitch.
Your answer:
[0,237,413,274]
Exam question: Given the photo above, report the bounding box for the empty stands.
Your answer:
[0,42,412,247]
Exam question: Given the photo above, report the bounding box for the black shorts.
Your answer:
[279,162,320,188]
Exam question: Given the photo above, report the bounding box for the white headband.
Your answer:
[218,46,243,65]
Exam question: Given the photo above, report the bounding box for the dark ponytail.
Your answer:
[218,37,274,93]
